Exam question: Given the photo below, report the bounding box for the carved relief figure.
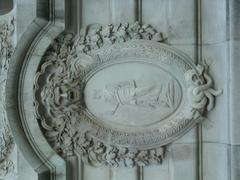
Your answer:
[94,80,176,115]
[35,24,222,167]
[185,64,222,111]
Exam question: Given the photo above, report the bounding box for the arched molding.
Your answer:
[5,0,224,179]
[6,0,66,179]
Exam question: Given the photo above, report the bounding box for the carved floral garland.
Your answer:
[0,17,15,177]
[34,22,222,167]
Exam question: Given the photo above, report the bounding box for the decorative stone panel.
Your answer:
[34,22,222,167]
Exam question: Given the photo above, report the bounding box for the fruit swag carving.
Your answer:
[34,22,222,167]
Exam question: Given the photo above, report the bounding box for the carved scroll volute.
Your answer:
[34,22,222,167]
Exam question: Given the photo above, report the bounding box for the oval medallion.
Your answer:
[84,61,182,127]
[34,30,222,167]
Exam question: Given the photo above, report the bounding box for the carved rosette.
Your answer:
[34,22,222,167]
[0,16,16,177]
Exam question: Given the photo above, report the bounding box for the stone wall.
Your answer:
[2,0,240,180]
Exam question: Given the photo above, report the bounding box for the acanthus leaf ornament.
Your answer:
[34,22,222,167]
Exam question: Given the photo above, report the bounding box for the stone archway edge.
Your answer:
[6,8,67,180]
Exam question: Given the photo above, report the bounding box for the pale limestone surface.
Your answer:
[1,0,239,180]
[0,6,17,180]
